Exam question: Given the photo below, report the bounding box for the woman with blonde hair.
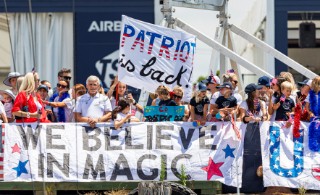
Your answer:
[12,72,49,123]
[189,82,209,124]
[280,72,298,93]
[172,86,189,121]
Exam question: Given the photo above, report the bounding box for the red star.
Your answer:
[202,157,224,180]
[11,143,21,154]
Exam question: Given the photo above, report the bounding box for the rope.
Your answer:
[3,0,17,73]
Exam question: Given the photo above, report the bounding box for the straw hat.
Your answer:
[3,72,22,87]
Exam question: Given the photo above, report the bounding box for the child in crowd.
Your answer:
[111,99,140,129]
[257,76,271,105]
[158,86,177,106]
[0,89,15,122]
[189,82,210,124]
[268,77,286,120]
[151,85,166,106]
[306,76,320,118]
[212,82,237,121]
[273,81,295,121]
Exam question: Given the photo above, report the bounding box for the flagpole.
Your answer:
[234,111,240,195]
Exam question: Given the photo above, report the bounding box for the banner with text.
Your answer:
[3,122,242,186]
[261,121,320,190]
[118,15,196,101]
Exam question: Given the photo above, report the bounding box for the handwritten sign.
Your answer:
[118,15,196,101]
[144,106,185,121]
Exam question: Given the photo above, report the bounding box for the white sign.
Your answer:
[261,121,320,190]
[118,15,196,100]
[3,122,242,186]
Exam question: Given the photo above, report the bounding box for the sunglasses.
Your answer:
[57,83,67,89]
[173,94,182,99]
[63,76,72,81]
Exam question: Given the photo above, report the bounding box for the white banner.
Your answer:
[3,122,243,186]
[261,121,320,190]
[118,15,196,100]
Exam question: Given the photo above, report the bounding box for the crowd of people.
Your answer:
[0,68,319,130]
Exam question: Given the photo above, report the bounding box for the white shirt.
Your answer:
[240,100,265,120]
[53,97,74,122]
[74,93,112,118]
[115,112,127,122]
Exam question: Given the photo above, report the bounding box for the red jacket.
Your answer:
[12,91,50,123]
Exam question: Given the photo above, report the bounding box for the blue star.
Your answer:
[222,144,235,158]
[12,160,29,177]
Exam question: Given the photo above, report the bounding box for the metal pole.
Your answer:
[229,24,318,79]
[175,18,273,78]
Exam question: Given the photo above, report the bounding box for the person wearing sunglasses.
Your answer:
[50,68,72,99]
[222,72,243,107]
[268,76,286,121]
[189,82,209,124]
[172,86,189,121]
[45,79,71,122]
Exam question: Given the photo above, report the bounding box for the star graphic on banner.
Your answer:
[202,157,224,180]
[222,144,235,158]
[11,143,21,154]
[12,160,29,177]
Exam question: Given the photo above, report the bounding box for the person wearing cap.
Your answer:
[3,72,22,96]
[297,79,312,102]
[211,82,237,121]
[239,83,266,191]
[257,76,271,102]
[222,72,243,106]
[239,84,267,123]
[0,89,15,122]
[202,75,220,95]
[37,84,55,122]
[189,82,210,124]
[202,75,221,119]
[294,79,312,121]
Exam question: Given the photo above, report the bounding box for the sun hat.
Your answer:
[3,72,22,87]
